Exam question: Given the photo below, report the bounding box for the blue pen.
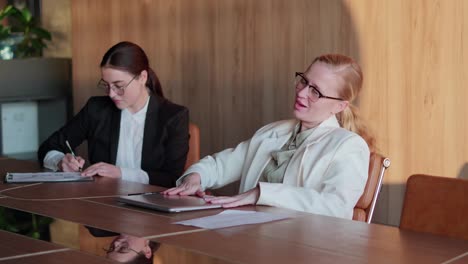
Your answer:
[65,140,82,172]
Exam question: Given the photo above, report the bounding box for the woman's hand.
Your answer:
[204,186,260,208]
[162,173,205,197]
[58,154,85,172]
[81,162,121,178]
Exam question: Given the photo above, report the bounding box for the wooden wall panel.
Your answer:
[71,0,356,156]
[72,0,468,225]
[346,0,468,224]
[42,0,72,58]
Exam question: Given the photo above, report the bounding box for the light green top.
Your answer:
[259,122,316,183]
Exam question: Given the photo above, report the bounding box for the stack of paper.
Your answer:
[5,172,93,183]
[174,209,290,229]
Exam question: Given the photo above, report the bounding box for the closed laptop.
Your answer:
[117,193,222,213]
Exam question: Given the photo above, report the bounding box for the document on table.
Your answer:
[5,172,93,183]
[173,209,291,229]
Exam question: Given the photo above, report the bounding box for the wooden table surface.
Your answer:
[0,230,117,263]
[0,230,63,259]
[1,158,467,264]
[155,214,468,264]
[0,251,118,264]
[0,159,41,192]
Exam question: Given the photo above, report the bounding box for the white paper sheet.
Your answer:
[173,209,290,229]
[5,172,93,183]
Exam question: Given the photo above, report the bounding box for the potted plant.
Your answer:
[0,4,51,59]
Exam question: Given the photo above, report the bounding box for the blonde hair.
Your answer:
[312,54,375,151]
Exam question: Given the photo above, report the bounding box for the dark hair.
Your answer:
[126,241,160,264]
[100,41,164,97]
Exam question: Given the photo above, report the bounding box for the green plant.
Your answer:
[0,4,51,58]
[0,5,15,41]
[0,207,18,233]
[0,207,53,240]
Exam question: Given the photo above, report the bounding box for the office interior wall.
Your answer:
[71,0,468,225]
[41,0,72,58]
[71,0,358,156]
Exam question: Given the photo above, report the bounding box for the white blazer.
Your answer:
[180,116,370,219]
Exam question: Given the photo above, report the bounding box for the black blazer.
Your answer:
[38,95,189,188]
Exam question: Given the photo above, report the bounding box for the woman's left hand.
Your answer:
[81,162,121,178]
[204,186,260,208]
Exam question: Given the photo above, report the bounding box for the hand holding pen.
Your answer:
[59,140,85,172]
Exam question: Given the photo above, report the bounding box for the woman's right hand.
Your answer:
[162,173,205,197]
[58,153,85,172]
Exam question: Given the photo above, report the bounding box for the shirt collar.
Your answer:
[122,96,150,122]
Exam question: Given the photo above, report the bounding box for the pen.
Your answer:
[128,192,160,196]
[65,140,82,172]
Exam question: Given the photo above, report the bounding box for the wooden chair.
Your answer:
[78,225,116,257]
[400,174,468,240]
[353,152,391,223]
[185,123,200,170]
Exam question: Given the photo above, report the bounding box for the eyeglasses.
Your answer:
[97,74,138,96]
[295,72,344,102]
[103,241,144,256]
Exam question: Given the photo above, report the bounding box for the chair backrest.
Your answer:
[79,224,117,257]
[185,123,200,170]
[353,152,391,223]
[400,174,468,240]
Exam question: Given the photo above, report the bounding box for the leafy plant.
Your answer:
[0,4,52,58]
[0,207,19,233]
[0,6,14,40]
[0,207,53,240]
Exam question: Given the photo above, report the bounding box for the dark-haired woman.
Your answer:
[38,41,189,187]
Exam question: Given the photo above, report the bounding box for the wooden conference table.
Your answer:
[0,230,117,263]
[0,158,467,264]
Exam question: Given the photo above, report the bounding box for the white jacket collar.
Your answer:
[271,115,341,144]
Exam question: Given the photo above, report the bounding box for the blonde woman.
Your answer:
[165,54,373,220]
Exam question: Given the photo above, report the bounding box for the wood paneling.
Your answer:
[42,0,72,58]
[346,0,468,225]
[71,0,468,225]
[71,0,357,154]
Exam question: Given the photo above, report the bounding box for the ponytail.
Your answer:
[336,104,376,152]
[146,67,164,98]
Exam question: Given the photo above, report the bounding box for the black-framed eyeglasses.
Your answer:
[103,241,144,256]
[97,74,138,96]
[295,72,344,102]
